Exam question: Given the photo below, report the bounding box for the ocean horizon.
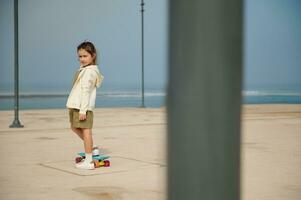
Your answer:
[0,90,166,110]
[1,89,301,110]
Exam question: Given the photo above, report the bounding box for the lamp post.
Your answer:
[140,0,145,108]
[10,0,23,128]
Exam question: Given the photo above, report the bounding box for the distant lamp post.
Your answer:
[10,0,23,128]
[140,0,145,108]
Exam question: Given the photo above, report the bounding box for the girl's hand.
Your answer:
[79,114,87,121]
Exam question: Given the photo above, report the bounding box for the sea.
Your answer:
[0,90,166,110]
[1,89,301,110]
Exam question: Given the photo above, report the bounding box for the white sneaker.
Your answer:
[75,159,85,167]
[75,160,95,170]
[92,147,100,156]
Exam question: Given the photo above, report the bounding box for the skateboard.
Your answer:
[75,152,110,168]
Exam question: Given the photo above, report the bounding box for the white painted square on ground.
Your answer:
[39,156,152,176]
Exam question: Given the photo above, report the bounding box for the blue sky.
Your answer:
[244,0,301,91]
[0,0,168,93]
[0,0,300,94]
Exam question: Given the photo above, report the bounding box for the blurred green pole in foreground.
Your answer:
[167,0,242,199]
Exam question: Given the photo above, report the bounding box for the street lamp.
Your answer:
[140,0,145,108]
[10,0,23,128]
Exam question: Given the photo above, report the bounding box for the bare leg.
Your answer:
[70,126,84,140]
[82,128,93,153]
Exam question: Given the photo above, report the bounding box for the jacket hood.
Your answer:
[79,65,104,88]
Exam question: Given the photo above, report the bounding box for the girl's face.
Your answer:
[77,48,95,66]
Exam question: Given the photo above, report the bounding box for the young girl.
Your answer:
[66,41,104,170]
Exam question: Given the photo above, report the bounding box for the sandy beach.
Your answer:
[0,105,300,200]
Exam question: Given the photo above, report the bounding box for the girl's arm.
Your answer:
[79,69,96,115]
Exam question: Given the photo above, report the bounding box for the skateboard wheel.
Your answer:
[93,160,100,168]
[99,160,105,167]
[75,157,83,163]
[104,160,110,167]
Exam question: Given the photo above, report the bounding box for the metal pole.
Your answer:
[140,0,145,108]
[10,0,23,128]
[167,0,242,199]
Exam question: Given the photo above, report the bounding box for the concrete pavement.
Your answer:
[0,105,300,200]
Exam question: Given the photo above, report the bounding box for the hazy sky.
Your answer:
[0,0,168,93]
[244,0,301,90]
[0,0,300,94]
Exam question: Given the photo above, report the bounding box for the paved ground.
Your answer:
[241,105,301,200]
[0,105,300,200]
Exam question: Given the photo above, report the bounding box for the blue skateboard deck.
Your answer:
[78,152,110,161]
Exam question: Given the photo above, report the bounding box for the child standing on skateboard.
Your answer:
[66,41,104,170]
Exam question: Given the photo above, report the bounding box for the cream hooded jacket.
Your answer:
[66,65,104,114]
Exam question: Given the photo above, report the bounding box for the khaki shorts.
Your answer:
[69,108,93,129]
